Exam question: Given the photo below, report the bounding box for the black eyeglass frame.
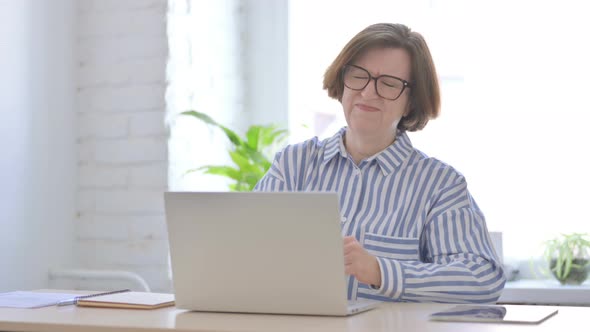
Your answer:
[341,64,411,101]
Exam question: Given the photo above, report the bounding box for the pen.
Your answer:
[56,289,131,306]
[57,298,78,306]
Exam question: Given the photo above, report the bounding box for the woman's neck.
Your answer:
[344,129,396,165]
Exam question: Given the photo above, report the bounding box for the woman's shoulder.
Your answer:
[409,149,466,181]
[282,136,322,150]
[278,129,343,158]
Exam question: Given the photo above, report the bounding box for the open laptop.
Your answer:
[164,191,380,316]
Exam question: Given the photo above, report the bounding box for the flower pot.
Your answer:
[550,258,590,285]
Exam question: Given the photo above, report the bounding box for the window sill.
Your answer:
[498,279,590,306]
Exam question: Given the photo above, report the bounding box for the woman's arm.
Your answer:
[371,179,506,303]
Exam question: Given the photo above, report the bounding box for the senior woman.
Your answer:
[255,23,506,303]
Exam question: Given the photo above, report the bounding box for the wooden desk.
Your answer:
[0,302,583,332]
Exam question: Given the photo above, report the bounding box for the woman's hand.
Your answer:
[343,236,382,287]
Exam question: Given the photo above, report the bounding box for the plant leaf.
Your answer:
[181,110,244,147]
[246,125,262,150]
[260,126,288,148]
[236,145,271,170]
[200,165,242,181]
[563,255,573,280]
[229,150,258,173]
[181,110,288,192]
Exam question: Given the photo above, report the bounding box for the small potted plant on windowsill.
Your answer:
[543,233,590,285]
[180,110,288,191]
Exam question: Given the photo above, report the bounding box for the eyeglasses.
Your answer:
[341,64,411,101]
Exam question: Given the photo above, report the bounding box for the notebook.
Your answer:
[76,292,174,310]
[164,191,380,316]
[0,291,81,308]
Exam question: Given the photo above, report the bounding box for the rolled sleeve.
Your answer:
[373,257,404,300]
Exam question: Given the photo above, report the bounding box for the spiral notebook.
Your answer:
[75,291,175,310]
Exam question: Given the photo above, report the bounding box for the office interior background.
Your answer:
[1,0,589,293]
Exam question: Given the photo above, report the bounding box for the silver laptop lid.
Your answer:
[165,191,351,315]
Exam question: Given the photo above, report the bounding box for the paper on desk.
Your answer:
[0,291,80,308]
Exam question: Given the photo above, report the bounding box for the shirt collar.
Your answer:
[322,127,414,176]
[322,127,348,162]
[373,131,414,175]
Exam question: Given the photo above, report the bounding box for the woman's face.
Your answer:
[341,47,411,139]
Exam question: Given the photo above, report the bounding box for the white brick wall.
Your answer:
[75,0,170,292]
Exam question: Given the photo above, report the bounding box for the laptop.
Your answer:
[164,191,380,316]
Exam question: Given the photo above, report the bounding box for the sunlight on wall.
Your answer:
[166,0,243,192]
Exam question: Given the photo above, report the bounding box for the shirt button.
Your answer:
[354,169,361,175]
[341,217,347,223]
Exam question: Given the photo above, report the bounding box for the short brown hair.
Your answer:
[323,23,440,132]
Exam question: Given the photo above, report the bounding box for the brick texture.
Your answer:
[75,0,170,292]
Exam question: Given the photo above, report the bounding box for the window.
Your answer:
[167,0,288,192]
[167,0,246,192]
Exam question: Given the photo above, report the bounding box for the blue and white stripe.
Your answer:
[254,127,506,303]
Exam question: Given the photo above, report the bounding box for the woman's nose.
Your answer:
[360,79,378,98]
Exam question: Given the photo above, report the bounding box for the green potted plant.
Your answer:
[543,232,590,285]
[181,110,288,191]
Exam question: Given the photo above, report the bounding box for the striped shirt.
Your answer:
[254,127,506,303]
